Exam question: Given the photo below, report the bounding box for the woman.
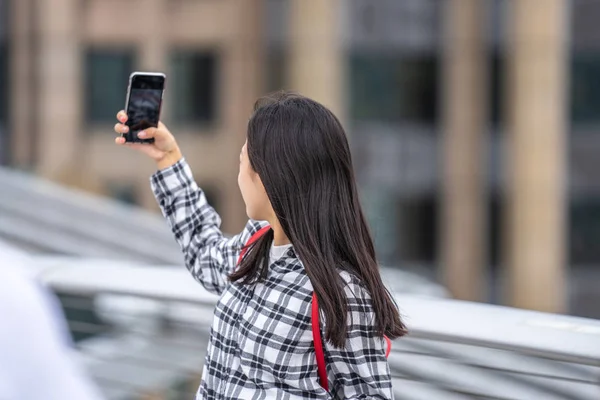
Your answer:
[114,91,407,399]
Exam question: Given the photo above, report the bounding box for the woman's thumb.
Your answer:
[137,127,158,140]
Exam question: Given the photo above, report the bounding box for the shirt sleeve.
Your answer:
[150,158,268,294]
[323,277,394,400]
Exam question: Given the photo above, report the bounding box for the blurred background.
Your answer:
[1,0,599,399]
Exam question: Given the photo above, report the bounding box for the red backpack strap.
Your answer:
[236,225,271,266]
[311,292,329,391]
[312,293,392,391]
[384,335,392,358]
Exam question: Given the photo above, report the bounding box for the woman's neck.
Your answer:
[271,220,291,246]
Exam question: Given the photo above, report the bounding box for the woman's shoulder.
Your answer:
[259,256,374,315]
[239,219,271,244]
[267,263,371,301]
[268,258,313,294]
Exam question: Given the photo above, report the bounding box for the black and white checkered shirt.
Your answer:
[151,159,393,399]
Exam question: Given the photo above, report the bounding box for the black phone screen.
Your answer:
[125,74,165,143]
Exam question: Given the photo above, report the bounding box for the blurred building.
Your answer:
[1,0,599,316]
[0,0,7,165]
[4,0,264,234]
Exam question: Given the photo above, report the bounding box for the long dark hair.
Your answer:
[229,91,407,348]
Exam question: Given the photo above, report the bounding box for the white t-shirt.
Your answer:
[269,243,293,262]
[0,258,103,400]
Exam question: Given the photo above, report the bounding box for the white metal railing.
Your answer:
[31,260,600,400]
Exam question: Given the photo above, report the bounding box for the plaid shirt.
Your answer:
[151,158,393,400]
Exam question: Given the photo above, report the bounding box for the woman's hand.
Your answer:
[113,110,182,170]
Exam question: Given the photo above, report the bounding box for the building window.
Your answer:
[266,49,287,93]
[85,49,134,123]
[570,198,600,265]
[489,53,504,128]
[571,53,600,125]
[106,182,138,205]
[488,195,502,268]
[349,54,438,124]
[398,196,437,264]
[170,51,217,125]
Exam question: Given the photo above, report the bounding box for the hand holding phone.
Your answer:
[114,71,182,169]
[123,72,166,143]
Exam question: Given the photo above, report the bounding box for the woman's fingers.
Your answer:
[113,113,176,162]
[114,123,129,134]
[117,110,128,123]
[114,112,128,139]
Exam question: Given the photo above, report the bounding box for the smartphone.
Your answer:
[123,72,166,143]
